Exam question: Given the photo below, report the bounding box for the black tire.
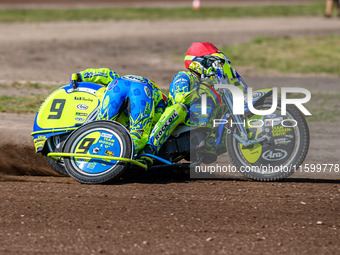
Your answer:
[42,134,70,176]
[227,98,309,181]
[44,156,68,176]
[63,120,133,184]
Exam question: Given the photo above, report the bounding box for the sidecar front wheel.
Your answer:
[63,120,133,184]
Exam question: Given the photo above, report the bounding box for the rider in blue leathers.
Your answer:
[71,68,166,154]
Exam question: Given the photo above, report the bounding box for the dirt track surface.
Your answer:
[1,177,340,255]
[1,2,340,253]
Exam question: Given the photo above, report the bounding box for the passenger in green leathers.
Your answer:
[71,68,167,154]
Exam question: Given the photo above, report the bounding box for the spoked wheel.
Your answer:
[63,120,133,184]
[43,134,69,176]
[227,98,309,181]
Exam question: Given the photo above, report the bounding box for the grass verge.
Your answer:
[222,35,340,76]
[0,94,46,113]
[0,81,57,90]
[0,3,325,22]
[286,92,340,122]
[0,82,58,113]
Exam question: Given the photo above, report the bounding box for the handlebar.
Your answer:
[71,73,79,90]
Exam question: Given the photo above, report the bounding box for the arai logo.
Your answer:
[262,149,287,161]
[75,117,85,122]
[77,104,88,110]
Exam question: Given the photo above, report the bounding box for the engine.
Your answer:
[158,127,207,163]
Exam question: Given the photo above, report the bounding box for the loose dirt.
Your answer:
[0,2,339,254]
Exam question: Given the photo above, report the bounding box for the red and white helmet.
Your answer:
[184,42,229,77]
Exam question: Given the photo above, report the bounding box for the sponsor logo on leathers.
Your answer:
[155,111,179,141]
[123,75,147,84]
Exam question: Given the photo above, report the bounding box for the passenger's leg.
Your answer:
[147,103,187,154]
[128,83,154,154]
[97,80,129,120]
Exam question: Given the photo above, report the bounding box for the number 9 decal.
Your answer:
[48,99,66,119]
[77,138,95,154]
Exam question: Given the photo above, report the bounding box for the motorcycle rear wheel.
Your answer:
[227,98,309,181]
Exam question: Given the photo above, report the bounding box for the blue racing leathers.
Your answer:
[98,75,166,154]
[73,68,166,154]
